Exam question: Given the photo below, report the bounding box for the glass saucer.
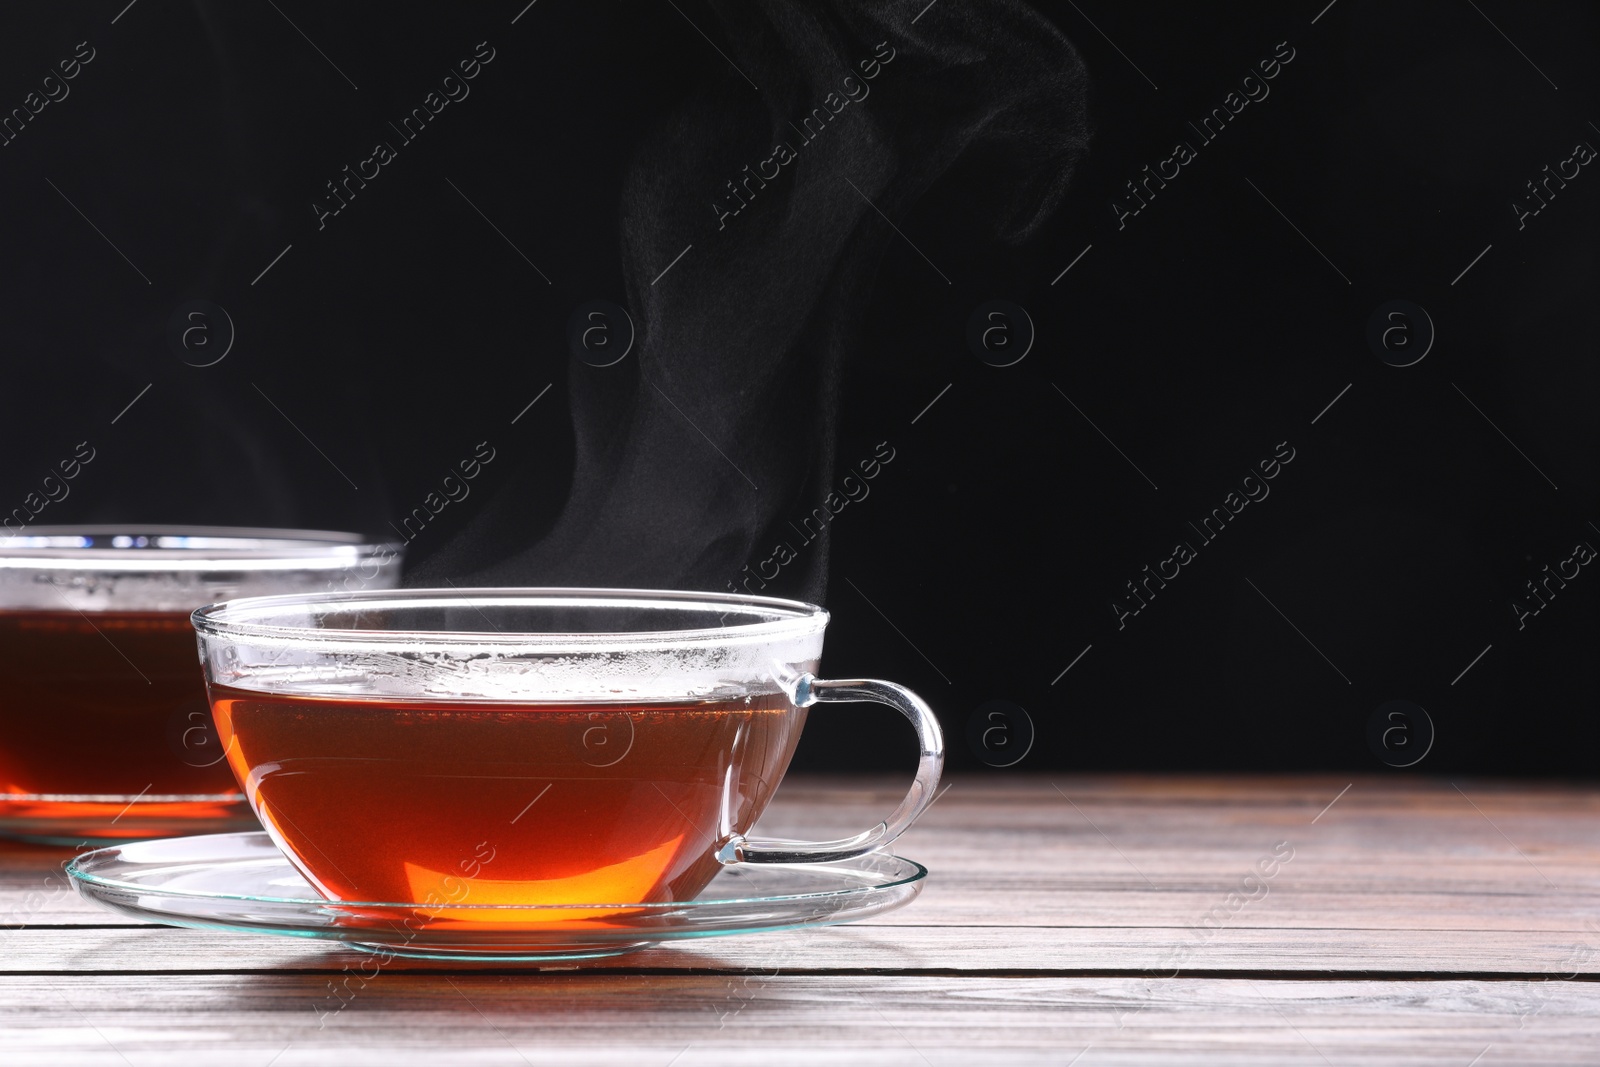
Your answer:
[67,832,928,961]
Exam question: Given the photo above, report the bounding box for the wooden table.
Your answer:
[3,775,1599,1064]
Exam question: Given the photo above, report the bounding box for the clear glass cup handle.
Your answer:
[715,675,944,865]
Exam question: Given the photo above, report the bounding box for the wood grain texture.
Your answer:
[2,975,1598,1065]
[9,921,1600,976]
[4,774,1600,1062]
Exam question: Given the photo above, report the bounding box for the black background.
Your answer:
[1,2,1595,775]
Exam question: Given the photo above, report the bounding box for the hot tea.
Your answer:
[0,610,241,839]
[209,686,805,906]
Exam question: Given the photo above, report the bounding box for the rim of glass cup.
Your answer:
[0,526,401,572]
[191,587,831,652]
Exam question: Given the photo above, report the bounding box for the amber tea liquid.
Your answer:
[0,610,246,841]
[209,686,805,908]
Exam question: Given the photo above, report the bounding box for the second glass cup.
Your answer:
[0,527,402,844]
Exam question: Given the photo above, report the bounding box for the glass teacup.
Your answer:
[0,528,402,843]
[191,588,943,911]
